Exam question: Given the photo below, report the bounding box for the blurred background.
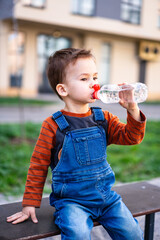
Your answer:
[0,0,160,98]
[0,1,160,239]
[0,0,160,195]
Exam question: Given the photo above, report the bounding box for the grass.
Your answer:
[108,121,160,182]
[0,97,54,106]
[0,123,52,196]
[0,121,160,196]
[0,123,41,196]
[0,97,159,106]
[143,101,160,105]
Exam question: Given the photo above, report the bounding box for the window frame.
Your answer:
[98,42,111,86]
[22,0,46,9]
[120,0,142,25]
[158,14,160,28]
[71,0,96,17]
[158,1,160,29]
[8,31,26,88]
[37,33,72,93]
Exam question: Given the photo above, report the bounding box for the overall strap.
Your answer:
[52,111,69,131]
[91,107,105,122]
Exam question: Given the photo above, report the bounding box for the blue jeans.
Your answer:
[53,193,143,240]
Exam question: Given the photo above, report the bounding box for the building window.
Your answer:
[158,15,160,28]
[158,1,160,28]
[8,32,25,87]
[121,0,142,24]
[99,43,111,86]
[72,0,95,16]
[37,34,72,93]
[23,0,46,8]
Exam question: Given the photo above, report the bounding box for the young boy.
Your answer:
[7,48,146,240]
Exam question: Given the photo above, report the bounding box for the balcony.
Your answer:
[11,0,160,41]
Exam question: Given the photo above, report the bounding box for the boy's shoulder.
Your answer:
[42,115,59,131]
[43,115,53,124]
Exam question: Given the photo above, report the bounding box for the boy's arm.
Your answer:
[119,96,141,122]
[22,117,57,208]
[7,117,58,224]
[105,106,146,146]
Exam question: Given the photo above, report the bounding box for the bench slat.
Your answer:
[113,182,160,217]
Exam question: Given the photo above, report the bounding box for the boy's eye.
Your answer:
[80,77,98,81]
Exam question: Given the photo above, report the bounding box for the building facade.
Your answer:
[0,0,160,100]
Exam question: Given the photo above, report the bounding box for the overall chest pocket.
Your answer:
[72,127,106,166]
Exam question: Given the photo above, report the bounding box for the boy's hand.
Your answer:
[118,83,141,121]
[119,97,139,112]
[6,206,38,224]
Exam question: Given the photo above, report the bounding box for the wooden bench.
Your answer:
[0,181,160,240]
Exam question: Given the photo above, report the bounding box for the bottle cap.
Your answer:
[93,84,100,91]
[92,84,100,99]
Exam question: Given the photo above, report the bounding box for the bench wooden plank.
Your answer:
[0,181,160,240]
[113,181,160,217]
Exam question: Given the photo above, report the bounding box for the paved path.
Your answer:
[0,97,160,123]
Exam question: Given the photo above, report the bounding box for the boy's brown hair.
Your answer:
[47,48,94,99]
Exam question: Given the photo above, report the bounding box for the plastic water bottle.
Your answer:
[93,83,148,104]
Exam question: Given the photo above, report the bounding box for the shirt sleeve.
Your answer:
[104,110,146,146]
[22,117,58,208]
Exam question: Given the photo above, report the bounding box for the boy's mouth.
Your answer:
[91,92,96,100]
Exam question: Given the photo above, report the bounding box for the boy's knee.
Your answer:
[58,219,91,240]
[54,203,92,240]
[66,224,91,240]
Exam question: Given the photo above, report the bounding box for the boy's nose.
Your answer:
[90,83,94,89]
[90,79,96,89]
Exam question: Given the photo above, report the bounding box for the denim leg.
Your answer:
[98,198,144,240]
[54,202,93,240]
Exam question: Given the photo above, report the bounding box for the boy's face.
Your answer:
[63,57,98,105]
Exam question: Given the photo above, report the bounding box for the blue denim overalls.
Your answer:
[50,107,143,240]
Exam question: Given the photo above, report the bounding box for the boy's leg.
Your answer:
[98,196,143,240]
[54,202,93,240]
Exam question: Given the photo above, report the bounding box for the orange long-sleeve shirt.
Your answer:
[22,108,146,207]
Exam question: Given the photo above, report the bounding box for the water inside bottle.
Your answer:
[97,83,148,103]
[99,89,120,103]
[132,83,148,103]
[98,84,133,103]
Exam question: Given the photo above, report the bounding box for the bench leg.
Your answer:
[144,213,155,240]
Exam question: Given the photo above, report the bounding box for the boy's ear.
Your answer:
[56,84,68,98]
